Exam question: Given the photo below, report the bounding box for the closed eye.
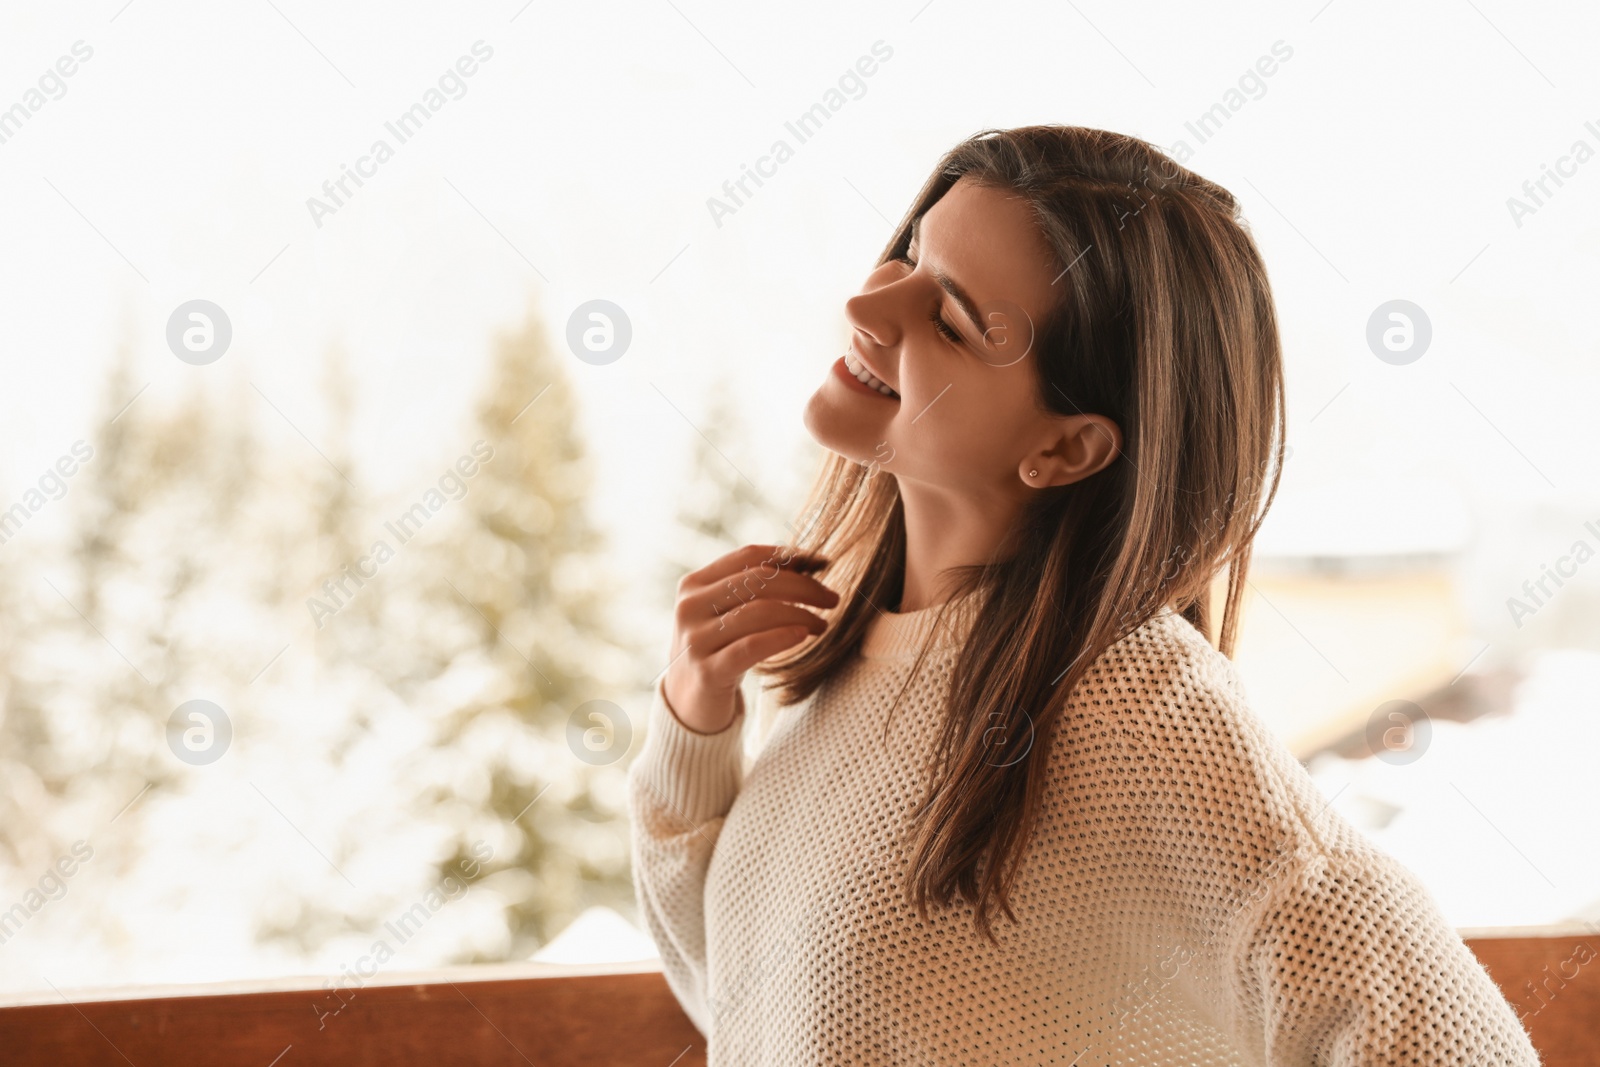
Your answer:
[899,250,965,345]
[928,309,962,343]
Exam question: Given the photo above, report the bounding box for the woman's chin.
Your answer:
[802,390,880,462]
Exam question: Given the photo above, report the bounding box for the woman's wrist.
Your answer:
[662,682,743,736]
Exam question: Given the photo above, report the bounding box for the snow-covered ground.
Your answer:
[1310,649,1600,930]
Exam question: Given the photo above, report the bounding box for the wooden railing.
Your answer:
[0,931,1594,1065]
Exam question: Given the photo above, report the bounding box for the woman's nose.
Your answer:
[845,278,902,349]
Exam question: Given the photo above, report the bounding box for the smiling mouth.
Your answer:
[843,349,899,398]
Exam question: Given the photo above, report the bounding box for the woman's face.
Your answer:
[803,176,1077,495]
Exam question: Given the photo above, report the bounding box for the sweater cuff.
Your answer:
[632,677,746,825]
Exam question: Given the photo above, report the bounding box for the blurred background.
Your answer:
[0,0,1597,999]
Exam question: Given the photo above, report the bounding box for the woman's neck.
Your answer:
[894,476,1026,613]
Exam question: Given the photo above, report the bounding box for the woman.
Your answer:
[628,125,1537,1064]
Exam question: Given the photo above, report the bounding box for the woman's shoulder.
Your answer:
[1058,605,1267,759]
[1062,606,1253,738]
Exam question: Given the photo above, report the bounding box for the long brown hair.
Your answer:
[763,125,1286,941]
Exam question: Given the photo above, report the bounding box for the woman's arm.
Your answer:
[627,678,749,1036]
[1224,844,1540,1064]
[628,543,836,1034]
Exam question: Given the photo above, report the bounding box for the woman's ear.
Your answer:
[1020,415,1121,488]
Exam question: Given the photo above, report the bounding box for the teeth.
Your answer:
[845,350,898,397]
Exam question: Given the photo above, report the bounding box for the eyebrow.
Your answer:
[909,215,987,339]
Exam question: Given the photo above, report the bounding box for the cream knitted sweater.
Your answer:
[627,596,1539,1065]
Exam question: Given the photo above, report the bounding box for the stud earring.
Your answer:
[1028,469,1038,478]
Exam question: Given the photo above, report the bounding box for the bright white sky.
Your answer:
[2,0,1596,583]
[1,0,1598,981]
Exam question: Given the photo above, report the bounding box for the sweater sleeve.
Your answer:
[1222,845,1541,1065]
[627,677,748,1037]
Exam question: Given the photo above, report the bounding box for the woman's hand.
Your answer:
[662,543,838,734]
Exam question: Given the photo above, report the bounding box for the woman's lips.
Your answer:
[831,355,899,399]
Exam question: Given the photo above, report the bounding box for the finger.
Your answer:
[690,600,828,657]
[682,543,830,589]
[697,599,829,647]
[681,544,790,588]
[703,625,811,681]
[697,568,841,616]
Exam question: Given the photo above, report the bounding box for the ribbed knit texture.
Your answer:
[627,597,1540,1065]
